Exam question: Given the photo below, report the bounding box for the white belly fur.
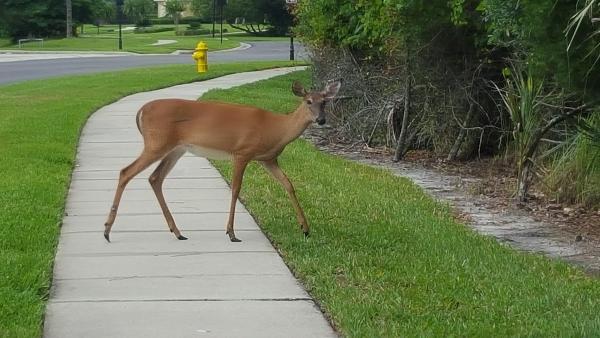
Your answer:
[185,145,232,160]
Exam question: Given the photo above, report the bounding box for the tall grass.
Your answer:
[545,111,600,207]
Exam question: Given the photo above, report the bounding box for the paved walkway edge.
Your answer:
[43,67,337,338]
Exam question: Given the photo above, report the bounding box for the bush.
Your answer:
[150,17,173,25]
[180,16,204,24]
[295,0,600,205]
[545,112,600,206]
[134,26,174,33]
[176,28,211,36]
[148,16,205,27]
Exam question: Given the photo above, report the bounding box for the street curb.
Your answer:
[0,42,252,57]
[170,42,252,55]
[0,50,136,55]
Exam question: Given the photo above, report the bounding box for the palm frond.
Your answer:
[566,0,596,52]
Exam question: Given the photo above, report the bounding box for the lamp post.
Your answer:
[213,0,226,44]
[289,35,294,61]
[212,0,216,38]
[116,0,123,50]
[285,0,297,61]
[219,0,225,44]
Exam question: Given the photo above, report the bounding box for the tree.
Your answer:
[71,0,97,35]
[192,0,293,34]
[123,0,155,27]
[226,0,292,35]
[190,0,212,22]
[1,0,66,41]
[165,0,187,31]
[0,0,98,40]
[91,0,116,34]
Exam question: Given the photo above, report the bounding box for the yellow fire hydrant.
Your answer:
[192,41,208,73]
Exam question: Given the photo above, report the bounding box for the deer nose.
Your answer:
[316,117,326,125]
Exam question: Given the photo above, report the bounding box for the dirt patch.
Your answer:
[305,127,600,275]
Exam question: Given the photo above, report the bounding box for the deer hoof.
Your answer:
[229,236,242,243]
[177,235,188,240]
[303,231,310,238]
[104,233,111,243]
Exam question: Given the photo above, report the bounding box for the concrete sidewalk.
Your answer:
[43,67,337,338]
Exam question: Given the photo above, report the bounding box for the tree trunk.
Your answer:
[399,127,419,158]
[394,54,411,162]
[447,103,474,161]
[517,159,532,202]
[66,0,72,38]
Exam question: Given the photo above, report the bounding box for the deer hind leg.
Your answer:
[261,159,309,237]
[226,157,249,242]
[149,147,186,240]
[104,149,164,242]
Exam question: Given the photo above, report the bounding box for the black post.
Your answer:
[118,19,122,50]
[117,0,123,50]
[285,2,296,61]
[212,0,216,38]
[220,2,223,44]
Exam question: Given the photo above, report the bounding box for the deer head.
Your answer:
[292,80,341,125]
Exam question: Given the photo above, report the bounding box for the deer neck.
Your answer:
[280,103,313,145]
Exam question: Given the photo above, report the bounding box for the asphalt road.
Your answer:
[0,41,307,85]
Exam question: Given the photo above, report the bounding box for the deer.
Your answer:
[103,80,341,243]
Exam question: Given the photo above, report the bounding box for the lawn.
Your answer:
[202,71,600,337]
[0,24,241,54]
[0,24,286,54]
[0,61,301,338]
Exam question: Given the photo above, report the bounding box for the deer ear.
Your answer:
[323,80,341,100]
[292,81,306,97]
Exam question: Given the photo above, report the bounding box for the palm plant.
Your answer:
[123,0,154,27]
[494,63,586,201]
[165,0,187,32]
[494,64,545,201]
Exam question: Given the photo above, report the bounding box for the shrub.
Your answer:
[176,28,211,36]
[189,22,202,29]
[134,26,174,33]
[545,112,600,207]
[180,16,204,24]
[150,17,173,25]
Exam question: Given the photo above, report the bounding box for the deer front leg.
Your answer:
[226,157,249,242]
[149,147,186,240]
[261,159,309,237]
[104,150,161,242]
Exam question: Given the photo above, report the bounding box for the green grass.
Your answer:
[79,23,245,35]
[0,24,240,53]
[202,70,600,337]
[0,61,301,338]
[0,24,287,54]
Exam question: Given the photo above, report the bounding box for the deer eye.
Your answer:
[306,99,313,105]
